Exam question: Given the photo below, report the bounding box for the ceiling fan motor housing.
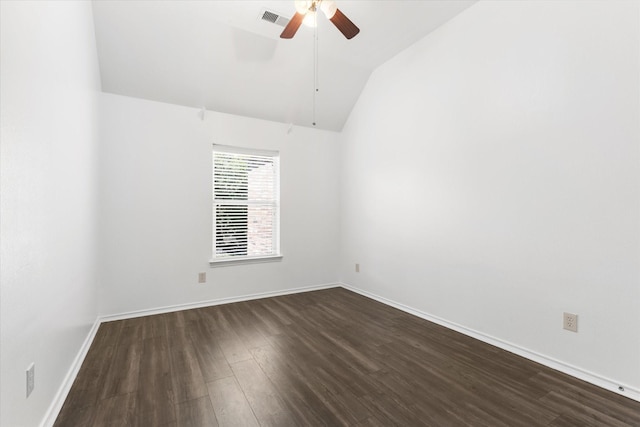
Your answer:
[295,0,338,19]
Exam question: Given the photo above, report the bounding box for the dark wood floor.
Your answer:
[54,287,640,426]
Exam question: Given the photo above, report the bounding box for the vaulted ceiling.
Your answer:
[92,1,476,131]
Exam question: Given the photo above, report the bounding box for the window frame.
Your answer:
[209,144,282,267]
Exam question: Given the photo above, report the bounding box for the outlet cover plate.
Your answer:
[563,312,578,332]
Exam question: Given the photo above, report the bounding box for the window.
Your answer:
[211,145,281,265]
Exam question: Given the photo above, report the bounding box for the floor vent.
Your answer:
[260,10,289,27]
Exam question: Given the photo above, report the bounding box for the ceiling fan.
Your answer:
[280,0,360,40]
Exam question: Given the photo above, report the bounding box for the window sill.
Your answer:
[209,254,283,267]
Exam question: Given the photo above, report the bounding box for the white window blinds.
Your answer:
[212,146,280,261]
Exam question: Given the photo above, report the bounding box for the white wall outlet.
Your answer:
[198,272,206,283]
[26,363,35,398]
[563,312,578,332]
[355,263,360,273]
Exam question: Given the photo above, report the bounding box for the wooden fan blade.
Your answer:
[280,12,305,39]
[330,8,360,39]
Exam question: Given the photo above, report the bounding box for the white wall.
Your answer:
[99,93,341,316]
[340,0,640,393]
[0,2,102,426]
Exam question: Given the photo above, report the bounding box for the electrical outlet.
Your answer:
[198,272,206,283]
[355,263,360,273]
[26,363,35,398]
[563,312,578,332]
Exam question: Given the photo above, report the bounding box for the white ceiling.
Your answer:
[92,1,476,131]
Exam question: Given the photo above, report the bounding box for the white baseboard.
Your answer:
[40,318,101,427]
[99,282,340,322]
[340,282,640,403]
[40,282,340,426]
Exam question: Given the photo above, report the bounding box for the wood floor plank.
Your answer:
[357,392,423,426]
[548,413,588,427]
[352,416,388,427]
[100,339,142,399]
[539,390,633,427]
[318,328,382,373]
[163,316,208,404]
[60,343,116,410]
[230,358,297,426]
[215,327,253,364]
[142,313,166,339]
[92,320,125,350]
[408,398,471,427]
[260,334,375,425]
[55,288,640,427]
[167,338,208,403]
[175,396,218,427]
[198,305,232,330]
[164,315,191,348]
[188,318,233,383]
[219,303,269,349]
[199,306,253,364]
[245,300,287,337]
[118,319,145,347]
[206,376,259,427]
[93,392,138,427]
[532,371,640,426]
[53,402,96,427]
[136,336,176,425]
[249,345,345,425]
[258,298,295,326]
[188,317,226,359]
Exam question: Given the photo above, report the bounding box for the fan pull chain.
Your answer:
[312,12,318,126]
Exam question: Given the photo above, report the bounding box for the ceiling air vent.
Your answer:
[260,10,289,27]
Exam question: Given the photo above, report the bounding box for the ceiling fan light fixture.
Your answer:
[320,0,337,19]
[281,0,359,39]
[294,0,312,14]
[303,11,317,27]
